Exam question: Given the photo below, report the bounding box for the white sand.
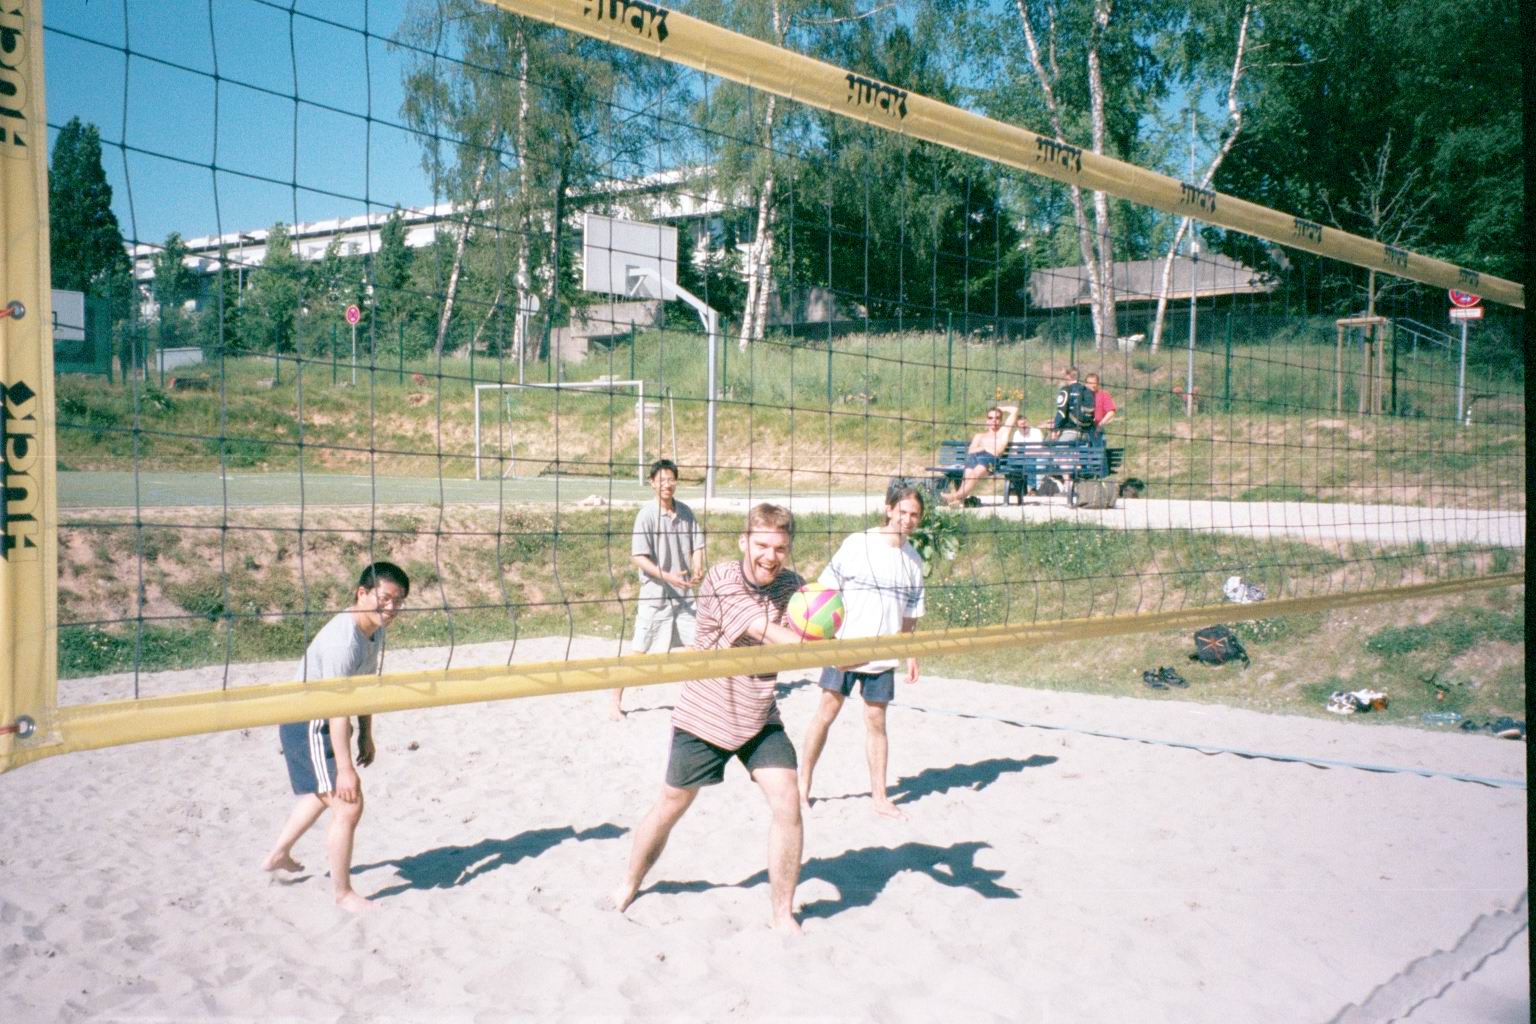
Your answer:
[2,639,1526,1022]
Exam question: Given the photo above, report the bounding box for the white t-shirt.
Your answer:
[819,528,926,672]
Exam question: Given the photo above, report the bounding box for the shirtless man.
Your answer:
[943,404,1019,506]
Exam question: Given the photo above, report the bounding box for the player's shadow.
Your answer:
[651,840,1018,920]
[357,822,626,899]
[891,754,1058,805]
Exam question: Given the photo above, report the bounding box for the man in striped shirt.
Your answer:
[613,503,807,933]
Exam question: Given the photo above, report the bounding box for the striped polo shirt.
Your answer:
[672,558,803,750]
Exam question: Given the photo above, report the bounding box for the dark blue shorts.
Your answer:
[665,725,797,789]
[279,719,336,795]
[964,452,1000,472]
[819,667,896,704]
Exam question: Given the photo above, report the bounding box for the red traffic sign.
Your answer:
[344,304,361,325]
[1449,306,1484,321]
[1448,290,1480,308]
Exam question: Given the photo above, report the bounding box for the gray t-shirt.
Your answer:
[298,611,383,683]
[632,499,706,600]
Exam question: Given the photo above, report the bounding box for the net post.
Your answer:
[0,0,60,773]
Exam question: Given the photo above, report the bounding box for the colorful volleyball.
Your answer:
[786,583,844,640]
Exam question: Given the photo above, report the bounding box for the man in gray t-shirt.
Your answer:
[611,459,707,719]
[264,561,410,912]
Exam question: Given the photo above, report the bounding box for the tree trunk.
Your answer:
[1149,2,1252,352]
[1085,0,1115,350]
[737,151,778,350]
[1016,0,1113,353]
[434,152,491,356]
[512,24,533,372]
[538,164,569,364]
[735,1,784,350]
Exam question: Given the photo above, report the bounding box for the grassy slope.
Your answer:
[56,326,1525,504]
[55,504,1525,730]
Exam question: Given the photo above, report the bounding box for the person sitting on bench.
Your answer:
[944,404,1018,506]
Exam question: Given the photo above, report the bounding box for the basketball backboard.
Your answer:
[582,214,678,299]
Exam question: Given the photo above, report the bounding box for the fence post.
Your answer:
[398,322,405,384]
[826,334,834,408]
[945,311,953,405]
[1223,308,1232,411]
[331,324,337,384]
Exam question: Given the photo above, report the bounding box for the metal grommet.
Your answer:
[2,300,24,319]
[1,715,36,738]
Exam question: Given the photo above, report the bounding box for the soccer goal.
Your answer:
[472,379,649,482]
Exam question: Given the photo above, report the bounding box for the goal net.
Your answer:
[473,380,650,483]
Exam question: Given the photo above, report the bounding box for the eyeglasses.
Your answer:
[372,589,408,609]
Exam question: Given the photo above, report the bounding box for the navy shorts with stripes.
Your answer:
[279,719,337,795]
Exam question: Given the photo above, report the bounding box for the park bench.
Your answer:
[929,437,1124,505]
[998,439,1123,504]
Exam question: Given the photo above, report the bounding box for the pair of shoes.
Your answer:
[1158,666,1187,688]
[1141,669,1167,690]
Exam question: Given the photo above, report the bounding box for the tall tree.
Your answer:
[370,208,417,338]
[1148,0,1256,352]
[688,0,884,347]
[150,231,196,313]
[244,224,303,354]
[48,117,131,297]
[1217,0,1521,295]
[396,2,662,360]
[150,231,197,348]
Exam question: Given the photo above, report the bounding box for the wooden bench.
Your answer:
[929,437,1123,505]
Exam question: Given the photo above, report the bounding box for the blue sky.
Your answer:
[45,0,438,245]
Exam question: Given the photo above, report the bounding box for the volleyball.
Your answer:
[785,583,844,640]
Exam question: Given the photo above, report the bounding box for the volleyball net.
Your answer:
[1,0,1523,771]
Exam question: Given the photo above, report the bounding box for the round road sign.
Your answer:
[1448,290,1480,308]
[344,304,362,324]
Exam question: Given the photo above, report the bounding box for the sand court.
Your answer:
[1,642,1526,1022]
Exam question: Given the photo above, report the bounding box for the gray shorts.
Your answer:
[665,725,797,789]
[818,667,896,704]
[632,594,697,654]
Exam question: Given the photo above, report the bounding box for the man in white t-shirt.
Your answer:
[798,481,926,819]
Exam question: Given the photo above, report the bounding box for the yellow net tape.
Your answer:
[3,573,1519,772]
[0,0,60,771]
[484,0,1523,309]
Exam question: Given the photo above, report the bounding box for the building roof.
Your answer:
[1025,252,1277,309]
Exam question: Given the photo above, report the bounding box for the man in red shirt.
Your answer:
[1085,372,1117,433]
[612,503,807,933]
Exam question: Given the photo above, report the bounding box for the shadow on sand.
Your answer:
[649,839,1019,920]
[357,822,626,899]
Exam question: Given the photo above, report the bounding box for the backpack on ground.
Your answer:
[1190,625,1249,667]
[1071,478,1117,509]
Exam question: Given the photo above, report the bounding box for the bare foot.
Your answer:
[608,705,625,722]
[261,852,304,873]
[772,913,803,936]
[611,882,639,913]
[334,890,371,913]
[872,799,908,820]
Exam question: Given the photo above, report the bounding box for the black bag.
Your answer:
[1190,625,1249,667]
[1055,381,1096,432]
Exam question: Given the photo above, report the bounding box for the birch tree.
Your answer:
[1014,0,1116,350]
[1148,1,1255,352]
